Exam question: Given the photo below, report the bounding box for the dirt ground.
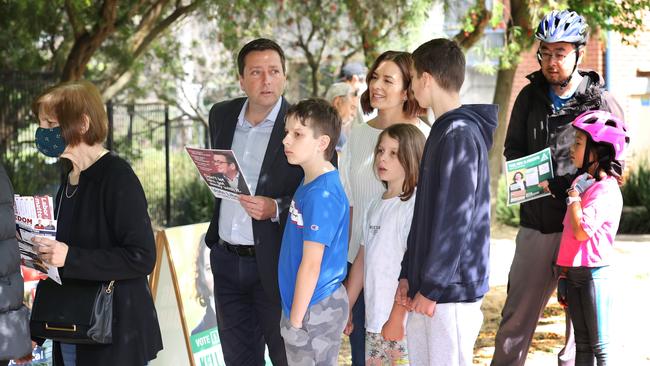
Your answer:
[338,225,650,365]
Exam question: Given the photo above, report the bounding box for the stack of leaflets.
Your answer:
[14,195,61,284]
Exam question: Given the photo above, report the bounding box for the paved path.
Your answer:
[480,232,650,365]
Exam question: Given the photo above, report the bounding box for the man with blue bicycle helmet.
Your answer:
[491,10,623,366]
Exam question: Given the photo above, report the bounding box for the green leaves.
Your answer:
[568,0,650,44]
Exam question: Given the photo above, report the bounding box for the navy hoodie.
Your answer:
[400,104,497,303]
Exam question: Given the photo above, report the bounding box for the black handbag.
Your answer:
[30,278,115,344]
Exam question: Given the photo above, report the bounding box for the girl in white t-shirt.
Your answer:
[344,123,425,365]
[339,52,430,363]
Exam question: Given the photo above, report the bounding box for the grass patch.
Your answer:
[542,301,564,318]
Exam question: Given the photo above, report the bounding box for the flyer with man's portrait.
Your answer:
[186,147,252,201]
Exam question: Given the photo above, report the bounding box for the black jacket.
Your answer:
[504,70,623,233]
[400,104,497,303]
[205,97,304,303]
[0,163,32,360]
[44,153,162,366]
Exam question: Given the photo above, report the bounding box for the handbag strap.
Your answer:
[105,280,115,294]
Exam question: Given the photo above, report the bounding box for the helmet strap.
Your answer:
[560,46,580,88]
[577,138,597,175]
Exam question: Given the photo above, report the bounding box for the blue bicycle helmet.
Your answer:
[535,10,588,45]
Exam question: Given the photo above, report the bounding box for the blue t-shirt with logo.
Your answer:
[278,170,349,317]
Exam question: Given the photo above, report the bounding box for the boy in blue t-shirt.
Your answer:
[278,98,349,365]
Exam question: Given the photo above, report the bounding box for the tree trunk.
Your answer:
[360,31,380,68]
[61,0,118,82]
[61,32,112,81]
[311,63,319,97]
[489,64,518,223]
[102,70,134,100]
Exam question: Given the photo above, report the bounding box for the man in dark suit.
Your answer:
[205,38,302,366]
[211,152,249,194]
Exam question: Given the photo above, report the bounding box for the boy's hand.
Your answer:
[239,195,277,220]
[571,173,595,195]
[14,353,34,364]
[343,311,354,335]
[381,313,406,341]
[395,279,411,309]
[412,292,436,317]
[13,341,36,364]
[289,316,303,329]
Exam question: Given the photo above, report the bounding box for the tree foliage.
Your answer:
[0,0,205,99]
[211,0,434,97]
[1,0,437,105]
[568,0,650,45]
[279,0,352,97]
[345,0,431,66]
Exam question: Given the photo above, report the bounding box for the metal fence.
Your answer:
[1,72,210,227]
[107,102,210,227]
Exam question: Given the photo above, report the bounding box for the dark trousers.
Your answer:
[210,244,288,366]
[492,227,575,366]
[347,262,365,366]
[566,266,612,366]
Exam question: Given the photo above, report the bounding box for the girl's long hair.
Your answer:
[374,124,426,201]
[588,138,625,185]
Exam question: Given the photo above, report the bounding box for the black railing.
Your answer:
[106,101,210,227]
[1,72,211,228]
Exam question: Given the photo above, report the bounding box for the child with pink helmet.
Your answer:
[557,109,629,365]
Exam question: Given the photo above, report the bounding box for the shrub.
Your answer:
[2,151,61,197]
[622,158,650,209]
[133,149,213,228]
[169,176,213,226]
[619,158,650,234]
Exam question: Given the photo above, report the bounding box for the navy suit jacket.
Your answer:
[205,96,303,303]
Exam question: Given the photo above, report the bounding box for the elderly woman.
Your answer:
[31,80,162,365]
[325,82,358,151]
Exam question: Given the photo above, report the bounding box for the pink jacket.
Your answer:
[556,176,622,267]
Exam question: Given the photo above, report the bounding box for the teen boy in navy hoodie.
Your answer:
[382,38,497,365]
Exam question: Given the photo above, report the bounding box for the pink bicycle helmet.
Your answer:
[572,110,629,161]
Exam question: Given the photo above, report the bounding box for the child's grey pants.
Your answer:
[280,285,349,366]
